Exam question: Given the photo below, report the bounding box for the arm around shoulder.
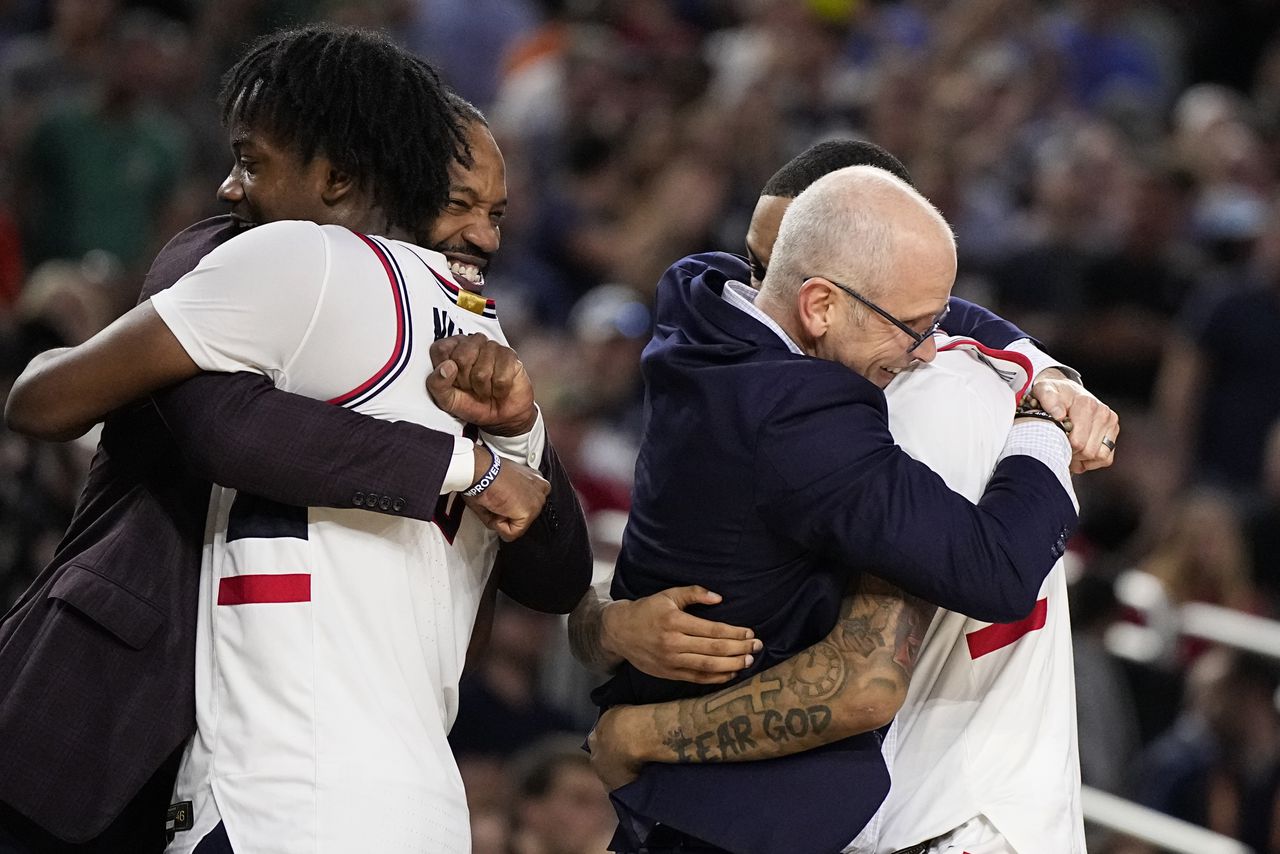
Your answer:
[759,383,1075,623]
[589,575,934,789]
[154,372,457,519]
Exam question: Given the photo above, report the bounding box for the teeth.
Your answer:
[449,261,482,284]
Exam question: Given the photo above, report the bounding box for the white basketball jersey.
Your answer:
[849,338,1085,854]
[151,221,508,853]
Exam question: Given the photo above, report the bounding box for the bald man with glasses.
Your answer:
[587,166,1082,854]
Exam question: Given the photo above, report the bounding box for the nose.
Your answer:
[462,215,500,254]
[217,171,243,204]
[912,335,938,363]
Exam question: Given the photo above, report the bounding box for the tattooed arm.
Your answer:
[588,575,937,790]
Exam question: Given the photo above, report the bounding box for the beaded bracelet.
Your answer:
[463,444,503,498]
[1016,394,1072,435]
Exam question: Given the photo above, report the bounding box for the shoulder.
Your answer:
[192,220,328,268]
[888,349,1012,427]
[144,219,329,303]
[757,358,889,430]
[885,351,1013,495]
[140,216,249,301]
[658,251,748,294]
[201,220,331,269]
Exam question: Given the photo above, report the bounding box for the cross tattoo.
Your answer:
[704,676,783,715]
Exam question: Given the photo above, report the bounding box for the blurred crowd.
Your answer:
[2,0,1280,850]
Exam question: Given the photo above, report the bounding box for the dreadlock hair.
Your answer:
[218,24,469,234]
[446,90,487,128]
[761,139,913,199]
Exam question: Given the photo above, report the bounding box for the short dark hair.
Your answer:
[761,139,913,198]
[218,25,469,233]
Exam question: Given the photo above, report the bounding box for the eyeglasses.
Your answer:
[816,276,949,353]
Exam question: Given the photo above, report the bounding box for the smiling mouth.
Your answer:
[446,257,486,292]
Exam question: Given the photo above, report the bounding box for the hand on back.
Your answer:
[603,586,761,684]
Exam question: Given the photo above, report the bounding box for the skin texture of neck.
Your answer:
[755,288,819,357]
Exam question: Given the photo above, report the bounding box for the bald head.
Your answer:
[762,165,954,306]
[758,165,958,386]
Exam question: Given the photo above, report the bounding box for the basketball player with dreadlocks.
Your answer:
[1,25,590,854]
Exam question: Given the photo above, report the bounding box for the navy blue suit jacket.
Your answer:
[597,252,1076,854]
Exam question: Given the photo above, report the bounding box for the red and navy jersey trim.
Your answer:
[936,337,1034,401]
[404,245,498,319]
[326,233,414,409]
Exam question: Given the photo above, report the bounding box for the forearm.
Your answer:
[5,348,90,440]
[568,587,625,673]
[493,442,593,613]
[154,371,455,522]
[6,303,199,441]
[605,579,935,767]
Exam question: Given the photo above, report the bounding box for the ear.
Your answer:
[795,277,840,341]
[319,163,357,207]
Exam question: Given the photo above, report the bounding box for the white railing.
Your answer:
[1108,569,1280,665]
[1093,568,1280,851]
[1082,786,1253,854]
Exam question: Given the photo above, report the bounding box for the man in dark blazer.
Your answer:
[591,165,1083,853]
[568,141,1118,691]
[0,26,590,853]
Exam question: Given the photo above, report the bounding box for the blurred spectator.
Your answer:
[1044,0,1167,112]
[404,0,539,108]
[991,121,1129,349]
[1247,419,1280,608]
[1069,157,1198,404]
[1139,489,1263,618]
[1070,572,1142,797]
[1125,647,1280,853]
[567,284,648,433]
[0,254,117,605]
[449,598,581,761]
[521,284,649,519]
[0,0,119,156]
[1156,203,1280,492]
[508,736,614,854]
[450,599,585,851]
[14,9,189,274]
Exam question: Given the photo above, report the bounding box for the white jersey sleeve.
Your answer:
[150,220,328,382]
